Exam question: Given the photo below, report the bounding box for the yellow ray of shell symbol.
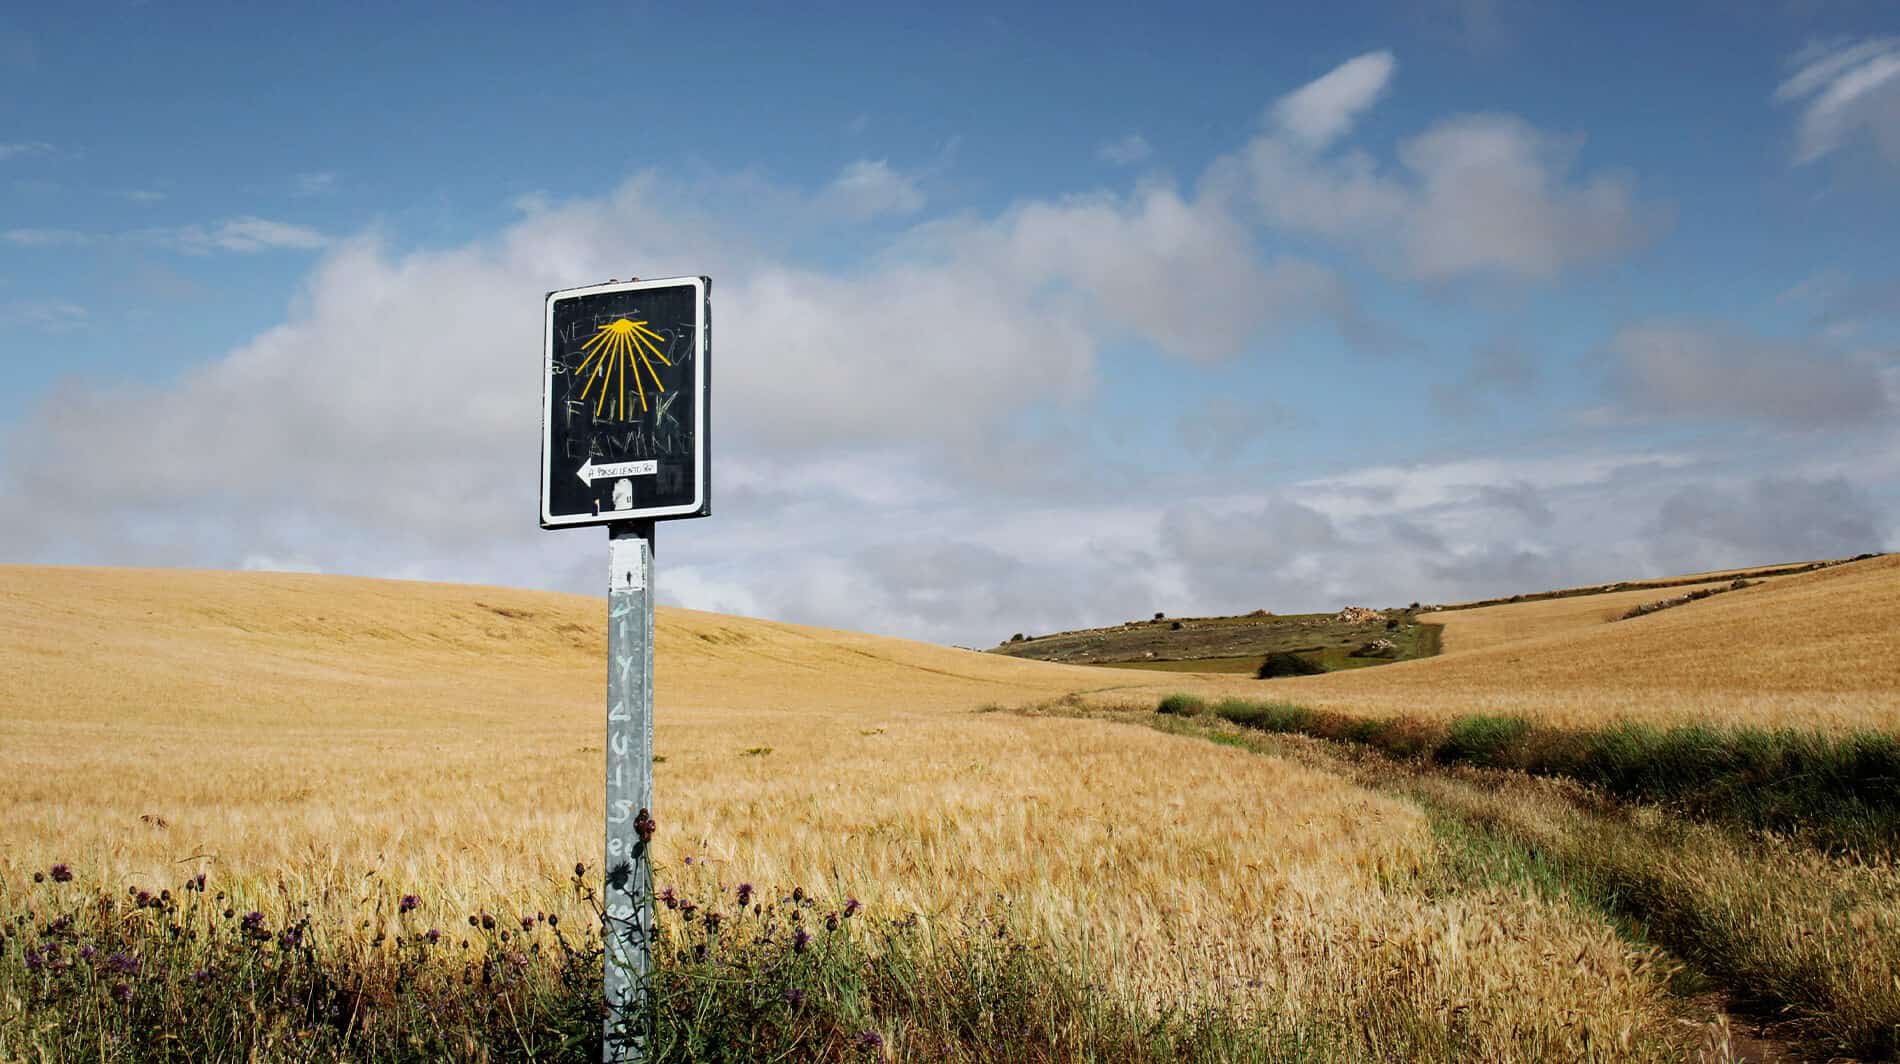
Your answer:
[575,318,673,420]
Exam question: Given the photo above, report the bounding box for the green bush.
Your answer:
[1155,693,1206,717]
[1437,715,1533,767]
[1213,699,1310,733]
[1256,652,1324,679]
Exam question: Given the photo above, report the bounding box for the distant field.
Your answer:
[992,607,1438,673]
[1175,554,1900,731]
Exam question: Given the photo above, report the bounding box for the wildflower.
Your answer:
[792,886,804,903]
[191,968,212,983]
[683,856,693,865]
[844,897,861,919]
[634,809,656,843]
[104,953,141,976]
[480,912,496,931]
[784,988,806,1008]
[32,872,44,884]
[223,908,236,920]
[574,862,586,878]
[703,911,722,933]
[240,911,267,940]
[792,928,811,953]
[736,883,753,907]
[135,890,154,909]
[468,914,479,927]
[659,887,678,910]
[278,926,304,949]
[519,915,535,932]
[825,912,839,932]
[50,864,73,884]
[425,928,441,945]
[79,946,96,962]
[856,1030,886,1053]
[400,894,420,914]
[547,913,560,929]
[187,873,206,892]
[678,898,697,919]
[23,947,43,972]
[111,982,133,1004]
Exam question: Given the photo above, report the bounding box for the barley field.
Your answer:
[4,559,1897,1059]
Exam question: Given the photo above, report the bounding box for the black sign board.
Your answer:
[541,276,710,528]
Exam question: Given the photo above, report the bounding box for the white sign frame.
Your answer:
[540,276,709,528]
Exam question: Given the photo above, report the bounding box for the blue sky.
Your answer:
[2,3,1897,644]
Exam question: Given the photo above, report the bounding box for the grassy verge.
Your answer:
[1170,695,1900,854]
[1127,707,1900,1060]
[0,865,1353,1063]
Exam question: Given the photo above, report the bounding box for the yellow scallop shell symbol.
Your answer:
[576,318,673,421]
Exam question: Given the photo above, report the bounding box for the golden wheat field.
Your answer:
[1419,578,1776,654]
[8,559,1898,1057]
[0,564,1761,1057]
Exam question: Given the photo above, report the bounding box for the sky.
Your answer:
[2,2,1897,646]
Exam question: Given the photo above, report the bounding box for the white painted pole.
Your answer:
[604,519,655,1062]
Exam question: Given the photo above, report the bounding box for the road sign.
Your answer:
[542,277,710,528]
[539,274,710,1062]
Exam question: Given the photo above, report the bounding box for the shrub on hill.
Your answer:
[1256,652,1325,679]
[1155,693,1206,717]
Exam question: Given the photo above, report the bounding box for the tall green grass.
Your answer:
[1167,695,1900,853]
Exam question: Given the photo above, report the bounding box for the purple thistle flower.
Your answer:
[703,911,722,933]
[736,883,753,907]
[783,988,806,1008]
[519,914,535,932]
[104,952,141,976]
[23,947,43,972]
[79,946,96,962]
[658,887,677,910]
[792,928,811,953]
[135,890,154,909]
[399,894,420,914]
[111,982,133,1004]
[856,1030,886,1052]
[425,928,441,945]
[825,912,839,932]
[50,864,72,884]
[844,897,861,918]
[277,925,304,949]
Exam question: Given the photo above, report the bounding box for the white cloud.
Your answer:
[822,159,926,219]
[1231,54,1666,280]
[167,217,330,253]
[293,171,338,196]
[1271,51,1396,148]
[0,141,54,161]
[1096,132,1153,165]
[0,300,86,332]
[3,228,93,247]
[1397,116,1655,280]
[1777,37,1900,166]
[1608,322,1893,426]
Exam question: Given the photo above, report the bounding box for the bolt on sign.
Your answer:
[541,276,710,527]
[540,275,709,1063]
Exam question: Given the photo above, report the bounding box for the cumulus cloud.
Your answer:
[1096,132,1153,165]
[1271,51,1396,148]
[1232,53,1666,281]
[821,159,926,219]
[1608,322,1892,426]
[1777,37,1900,166]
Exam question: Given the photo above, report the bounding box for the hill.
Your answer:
[1184,552,1900,730]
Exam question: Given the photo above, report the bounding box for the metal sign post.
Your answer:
[539,276,710,1063]
[604,520,655,1060]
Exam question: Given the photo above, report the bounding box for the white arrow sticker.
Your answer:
[578,458,658,485]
